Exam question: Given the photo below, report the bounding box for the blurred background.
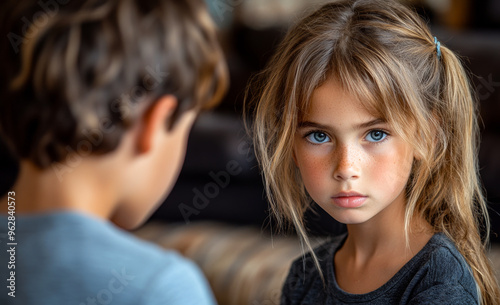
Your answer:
[148,0,500,242]
[1,0,499,304]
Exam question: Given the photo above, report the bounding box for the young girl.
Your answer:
[248,0,500,304]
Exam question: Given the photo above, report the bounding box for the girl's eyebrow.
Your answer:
[356,118,386,129]
[298,118,386,130]
[297,121,330,130]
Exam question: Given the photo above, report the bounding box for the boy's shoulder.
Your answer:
[11,211,195,269]
[0,212,215,304]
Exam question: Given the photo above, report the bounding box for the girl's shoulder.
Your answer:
[280,234,346,303]
[281,233,479,305]
[294,233,347,272]
[286,232,473,281]
[410,233,477,288]
[400,232,479,303]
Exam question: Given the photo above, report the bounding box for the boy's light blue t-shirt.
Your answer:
[0,211,217,305]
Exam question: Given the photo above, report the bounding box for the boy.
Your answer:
[0,0,227,304]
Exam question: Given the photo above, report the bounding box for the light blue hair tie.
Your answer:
[434,36,441,60]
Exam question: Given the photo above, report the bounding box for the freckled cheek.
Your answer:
[369,147,413,192]
[294,145,330,191]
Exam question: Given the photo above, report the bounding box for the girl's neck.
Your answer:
[344,220,432,264]
[334,197,433,294]
[342,195,433,266]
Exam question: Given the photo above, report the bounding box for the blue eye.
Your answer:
[306,131,330,144]
[365,130,388,142]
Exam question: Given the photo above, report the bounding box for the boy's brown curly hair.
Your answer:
[0,0,228,168]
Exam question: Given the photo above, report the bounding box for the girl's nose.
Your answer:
[332,145,360,181]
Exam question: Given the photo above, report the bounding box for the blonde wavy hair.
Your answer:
[247,0,500,303]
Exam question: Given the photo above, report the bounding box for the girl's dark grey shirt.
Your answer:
[281,233,479,304]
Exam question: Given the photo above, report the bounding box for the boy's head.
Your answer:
[0,0,228,228]
[0,0,227,168]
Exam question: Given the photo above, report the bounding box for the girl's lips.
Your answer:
[332,195,367,208]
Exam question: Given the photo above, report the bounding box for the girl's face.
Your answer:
[293,78,414,225]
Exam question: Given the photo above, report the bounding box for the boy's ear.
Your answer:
[138,95,178,154]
